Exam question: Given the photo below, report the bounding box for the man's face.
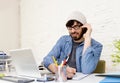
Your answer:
[67,21,83,41]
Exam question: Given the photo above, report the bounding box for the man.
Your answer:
[43,11,103,78]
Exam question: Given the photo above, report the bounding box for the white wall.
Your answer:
[20,0,120,71]
[0,0,20,53]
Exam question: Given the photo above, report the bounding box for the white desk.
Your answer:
[0,74,104,83]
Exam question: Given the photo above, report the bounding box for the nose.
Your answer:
[71,28,76,33]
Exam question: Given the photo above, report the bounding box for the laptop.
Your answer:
[9,48,41,78]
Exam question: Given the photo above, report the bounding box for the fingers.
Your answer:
[67,73,75,78]
[82,23,92,31]
[66,66,76,78]
[82,23,91,28]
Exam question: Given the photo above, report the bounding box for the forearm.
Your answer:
[82,36,91,55]
[48,63,58,73]
[82,23,92,55]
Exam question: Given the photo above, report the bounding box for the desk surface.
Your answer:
[0,74,104,83]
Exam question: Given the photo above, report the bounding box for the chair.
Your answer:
[93,60,106,73]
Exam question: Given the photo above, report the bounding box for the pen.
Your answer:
[52,56,58,66]
[60,54,70,67]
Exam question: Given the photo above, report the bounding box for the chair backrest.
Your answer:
[93,60,105,73]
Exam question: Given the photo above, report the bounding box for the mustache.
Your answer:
[70,32,79,35]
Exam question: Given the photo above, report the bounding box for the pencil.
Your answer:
[52,56,58,66]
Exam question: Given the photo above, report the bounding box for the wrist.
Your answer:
[84,36,91,41]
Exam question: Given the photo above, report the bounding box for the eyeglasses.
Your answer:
[67,24,82,30]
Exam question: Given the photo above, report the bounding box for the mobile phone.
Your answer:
[81,27,87,37]
[82,27,87,34]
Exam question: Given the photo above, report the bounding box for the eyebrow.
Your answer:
[71,24,81,27]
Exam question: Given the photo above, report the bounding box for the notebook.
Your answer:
[9,48,41,78]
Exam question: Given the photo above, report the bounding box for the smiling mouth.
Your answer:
[70,33,82,40]
[71,33,78,36]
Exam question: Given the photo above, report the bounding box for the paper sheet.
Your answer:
[72,72,89,80]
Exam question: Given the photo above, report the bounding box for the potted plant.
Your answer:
[111,39,120,66]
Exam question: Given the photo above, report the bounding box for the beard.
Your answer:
[70,32,83,41]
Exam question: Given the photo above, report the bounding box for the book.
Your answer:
[100,77,120,83]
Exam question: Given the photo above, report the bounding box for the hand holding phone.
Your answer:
[82,28,87,34]
[81,23,92,38]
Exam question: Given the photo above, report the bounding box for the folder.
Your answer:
[100,77,120,83]
[96,73,120,77]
